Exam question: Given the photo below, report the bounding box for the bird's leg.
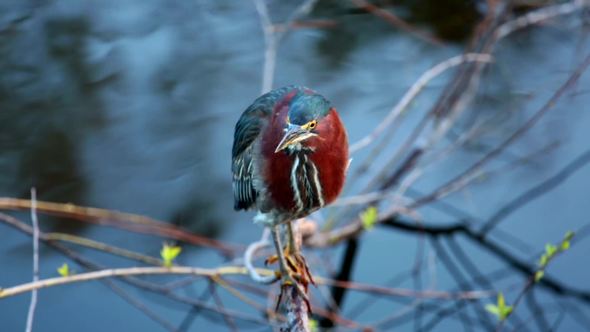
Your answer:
[270,224,288,279]
[270,224,309,304]
[286,221,297,255]
[285,220,315,288]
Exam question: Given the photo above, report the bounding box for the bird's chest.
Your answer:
[259,149,326,216]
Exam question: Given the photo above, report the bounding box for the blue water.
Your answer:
[1,1,589,331]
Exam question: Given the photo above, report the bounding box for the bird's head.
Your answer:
[274,92,332,153]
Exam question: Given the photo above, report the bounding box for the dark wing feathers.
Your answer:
[232,146,257,210]
[232,86,298,210]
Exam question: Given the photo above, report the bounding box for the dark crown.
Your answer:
[288,93,330,125]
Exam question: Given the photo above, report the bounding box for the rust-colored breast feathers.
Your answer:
[260,104,348,214]
[308,108,348,205]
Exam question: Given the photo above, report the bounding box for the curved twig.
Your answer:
[244,229,278,284]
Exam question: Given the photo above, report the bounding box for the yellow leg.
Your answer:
[286,221,297,255]
[270,224,288,278]
[270,224,308,302]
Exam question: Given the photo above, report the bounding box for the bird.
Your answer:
[232,85,349,295]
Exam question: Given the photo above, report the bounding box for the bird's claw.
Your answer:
[266,248,315,313]
[265,249,315,287]
[264,254,279,266]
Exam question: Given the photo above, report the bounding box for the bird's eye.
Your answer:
[308,120,317,130]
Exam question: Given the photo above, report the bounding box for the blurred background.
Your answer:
[1,0,590,331]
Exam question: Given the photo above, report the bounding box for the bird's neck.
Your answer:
[285,143,315,155]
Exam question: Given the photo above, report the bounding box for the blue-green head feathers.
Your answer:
[288,91,331,125]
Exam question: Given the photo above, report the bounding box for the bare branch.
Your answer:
[253,0,319,93]
[0,198,237,255]
[350,53,493,154]
[496,0,590,40]
[252,0,276,93]
[104,279,179,332]
[481,148,590,234]
[0,266,243,299]
[281,286,310,332]
[0,212,268,326]
[350,0,443,46]
[208,280,238,332]
[25,188,39,332]
[411,53,590,209]
[44,232,163,266]
[0,262,495,301]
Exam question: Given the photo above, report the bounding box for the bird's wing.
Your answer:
[232,86,297,210]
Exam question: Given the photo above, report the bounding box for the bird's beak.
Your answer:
[275,124,317,153]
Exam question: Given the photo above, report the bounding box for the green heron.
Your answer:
[232,85,348,292]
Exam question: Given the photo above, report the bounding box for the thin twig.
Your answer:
[0,198,237,255]
[319,238,358,328]
[212,275,270,314]
[44,232,163,266]
[25,188,39,332]
[354,1,590,241]
[104,279,179,332]
[0,261,494,301]
[208,280,239,332]
[252,0,275,93]
[318,277,493,301]
[411,53,590,209]
[497,230,582,331]
[0,212,268,326]
[496,0,590,40]
[0,266,254,298]
[481,148,590,234]
[244,228,277,284]
[349,53,493,154]
[253,0,319,93]
[351,0,443,46]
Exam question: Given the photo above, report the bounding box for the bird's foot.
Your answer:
[265,248,315,288]
[265,248,315,312]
